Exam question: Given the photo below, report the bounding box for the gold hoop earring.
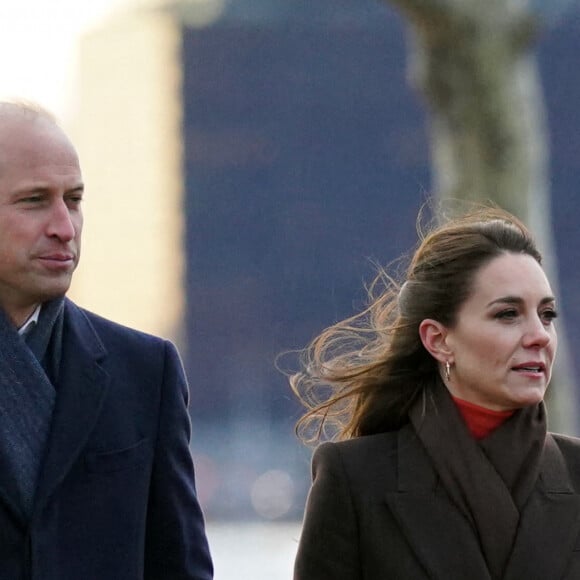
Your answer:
[445,361,451,382]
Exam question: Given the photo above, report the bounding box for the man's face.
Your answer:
[0,117,84,324]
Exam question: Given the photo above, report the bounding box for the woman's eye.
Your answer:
[495,309,518,320]
[541,309,558,323]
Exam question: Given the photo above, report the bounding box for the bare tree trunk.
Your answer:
[385,0,578,433]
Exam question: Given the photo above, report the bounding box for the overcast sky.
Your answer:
[0,0,128,121]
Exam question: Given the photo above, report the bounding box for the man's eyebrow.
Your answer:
[66,184,85,194]
[486,295,556,307]
[12,183,85,197]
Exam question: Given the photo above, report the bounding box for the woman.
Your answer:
[291,207,580,580]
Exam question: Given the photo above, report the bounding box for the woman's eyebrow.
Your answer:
[487,295,555,307]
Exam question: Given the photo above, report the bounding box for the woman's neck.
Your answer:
[452,395,515,439]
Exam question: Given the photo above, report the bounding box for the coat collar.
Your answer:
[502,434,580,580]
[385,425,492,580]
[385,426,580,580]
[32,300,110,515]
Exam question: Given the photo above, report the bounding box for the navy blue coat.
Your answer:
[0,299,213,579]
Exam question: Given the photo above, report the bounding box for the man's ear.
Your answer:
[418,319,453,363]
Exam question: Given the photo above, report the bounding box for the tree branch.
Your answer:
[383,0,579,433]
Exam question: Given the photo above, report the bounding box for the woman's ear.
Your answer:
[419,319,453,363]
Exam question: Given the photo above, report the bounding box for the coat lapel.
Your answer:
[385,427,491,580]
[386,430,580,580]
[503,434,580,580]
[0,455,27,528]
[33,301,109,513]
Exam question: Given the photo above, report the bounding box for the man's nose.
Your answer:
[46,199,76,242]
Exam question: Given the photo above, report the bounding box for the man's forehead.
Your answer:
[0,117,77,164]
[0,113,54,137]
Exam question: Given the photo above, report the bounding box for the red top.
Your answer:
[452,396,515,440]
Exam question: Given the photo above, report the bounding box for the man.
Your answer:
[0,101,213,579]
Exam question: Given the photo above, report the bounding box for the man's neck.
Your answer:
[18,305,42,335]
[1,303,41,329]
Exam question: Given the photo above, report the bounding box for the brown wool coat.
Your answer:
[294,425,580,580]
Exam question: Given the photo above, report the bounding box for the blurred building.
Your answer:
[70,5,185,342]
[70,0,580,519]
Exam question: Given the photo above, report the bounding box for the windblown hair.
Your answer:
[290,206,542,444]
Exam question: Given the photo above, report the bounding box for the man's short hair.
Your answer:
[0,99,58,125]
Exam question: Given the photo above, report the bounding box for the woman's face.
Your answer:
[443,252,557,411]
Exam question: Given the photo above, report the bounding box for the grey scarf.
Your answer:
[409,379,546,580]
[0,298,65,519]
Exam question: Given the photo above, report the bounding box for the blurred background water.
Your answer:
[206,521,300,580]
